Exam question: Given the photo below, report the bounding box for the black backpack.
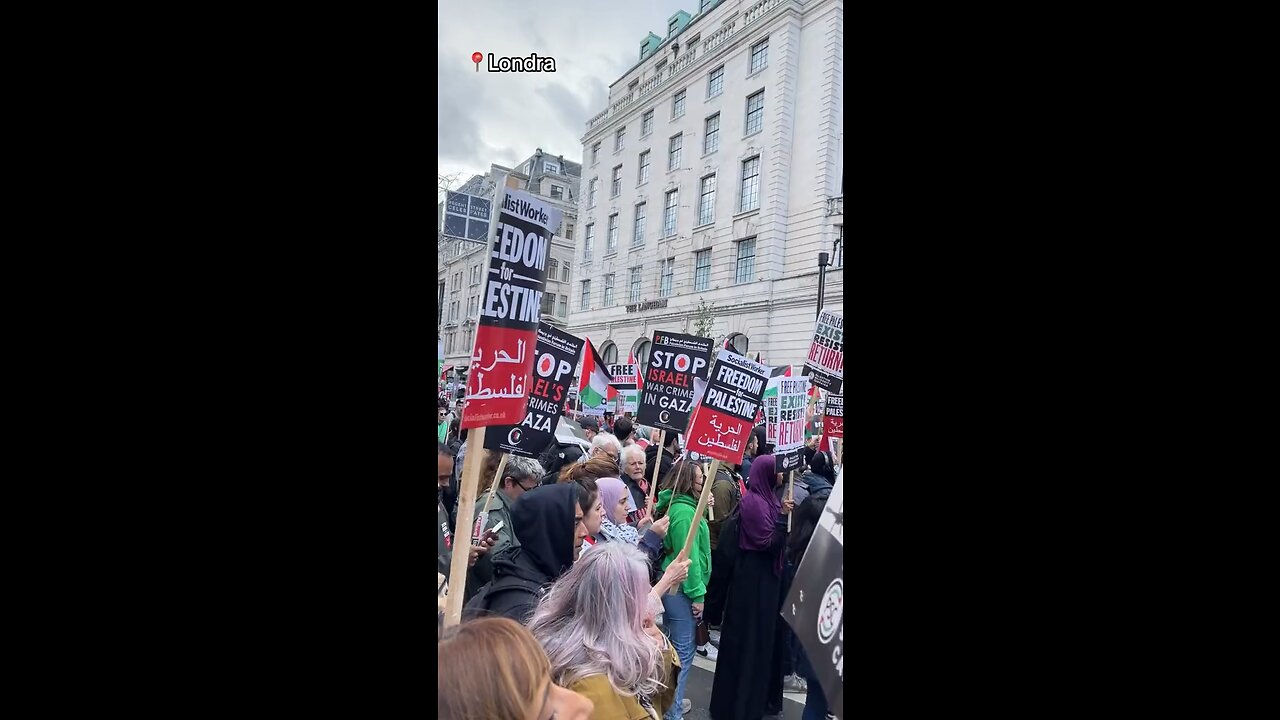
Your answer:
[462,574,545,621]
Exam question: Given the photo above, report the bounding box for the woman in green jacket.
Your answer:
[654,460,711,719]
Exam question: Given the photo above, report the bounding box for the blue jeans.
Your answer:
[797,645,830,720]
[661,591,696,720]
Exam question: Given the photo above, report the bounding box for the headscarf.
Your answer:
[596,477,641,544]
[739,454,781,556]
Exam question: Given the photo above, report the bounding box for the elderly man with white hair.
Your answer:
[619,443,650,523]
[584,431,623,469]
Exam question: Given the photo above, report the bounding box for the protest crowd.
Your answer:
[438,339,842,720]
[438,183,842,720]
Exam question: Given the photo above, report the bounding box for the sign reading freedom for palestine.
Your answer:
[462,188,563,429]
[684,350,770,465]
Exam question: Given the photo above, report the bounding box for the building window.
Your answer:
[616,127,626,152]
[563,262,571,281]
[707,65,724,98]
[558,294,568,317]
[672,89,686,119]
[704,113,720,154]
[589,178,598,206]
[566,224,574,240]
[745,91,764,135]
[656,59,668,76]
[549,258,559,278]
[550,184,563,199]
[634,202,647,244]
[634,339,652,368]
[698,174,716,225]
[750,38,768,73]
[642,109,654,137]
[446,332,454,353]
[629,79,639,93]
[470,265,481,285]
[468,295,478,317]
[541,292,555,315]
[437,281,445,325]
[452,272,461,292]
[546,161,560,173]
[612,165,622,197]
[663,190,678,237]
[735,238,756,284]
[592,143,600,164]
[833,227,844,268]
[630,267,642,302]
[659,258,674,297]
[603,274,615,305]
[463,326,473,351]
[449,301,459,323]
[729,333,749,355]
[638,151,651,184]
[701,0,715,11]
[603,343,618,365]
[669,133,682,170]
[581,280,591,310]
[584,224,595,260]
[607,214,619,251]
[740,156,761,212]
[669,17,679,36]
[695,249,711,291]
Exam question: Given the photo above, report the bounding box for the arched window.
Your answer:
[727,333,749,355]
[602,342,618,365]
[632,339,652,368]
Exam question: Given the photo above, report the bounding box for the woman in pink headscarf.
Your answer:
[708,454,795,720]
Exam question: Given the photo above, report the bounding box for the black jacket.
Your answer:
[645,443,676,491]
[465,483,581,624]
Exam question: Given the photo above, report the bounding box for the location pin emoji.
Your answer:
[472,52,483,72]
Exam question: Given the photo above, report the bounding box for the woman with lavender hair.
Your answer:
[529,542,691,720]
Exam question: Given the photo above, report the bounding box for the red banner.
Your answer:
[823,394,843,439]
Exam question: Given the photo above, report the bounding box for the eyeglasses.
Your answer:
[515,477,539,492]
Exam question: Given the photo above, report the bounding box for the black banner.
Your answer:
[635,330,713,434]
[801,310,844,394]
[478,191,557,332]
[483,323,584,458]
[782,468,844,719]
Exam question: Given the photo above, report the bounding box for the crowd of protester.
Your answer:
[438,405,838,720]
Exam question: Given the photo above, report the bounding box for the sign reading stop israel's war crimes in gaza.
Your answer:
[802,310,844,394]
[635,331,713,435]
[483,323,584,457]
[461,188,562,429]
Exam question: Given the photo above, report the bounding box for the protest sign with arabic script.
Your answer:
[684,350,769,465]
[801,309,844,394]
[782,466,844,719]
[483,323,584,457]
[462,188,562,429]
[636,331,713,434]
[823,394,843,440]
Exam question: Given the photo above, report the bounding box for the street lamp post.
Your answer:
[816,251,831,319]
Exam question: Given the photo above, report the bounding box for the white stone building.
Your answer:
[565,0,843,373]
[438,151,582,393]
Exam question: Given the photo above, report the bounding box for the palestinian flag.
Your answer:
[760,364,792,425]
[578,339,617,410]
[629,350,643,394]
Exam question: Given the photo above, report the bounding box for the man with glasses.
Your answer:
[469,454,546,596]
[586,432,624,471]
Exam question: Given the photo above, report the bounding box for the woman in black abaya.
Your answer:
[708,455,794,720]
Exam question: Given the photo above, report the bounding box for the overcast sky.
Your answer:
[437,0,692,191]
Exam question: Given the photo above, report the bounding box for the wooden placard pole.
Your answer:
[787,469,795,531]
[480,453,510,516]
[648,429,666,506]
[669,459,720,594]
[444,427,486,629]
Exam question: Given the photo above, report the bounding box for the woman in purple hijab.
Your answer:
[709,454,796,720]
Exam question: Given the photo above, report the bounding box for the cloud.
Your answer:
[437,0,692,177]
